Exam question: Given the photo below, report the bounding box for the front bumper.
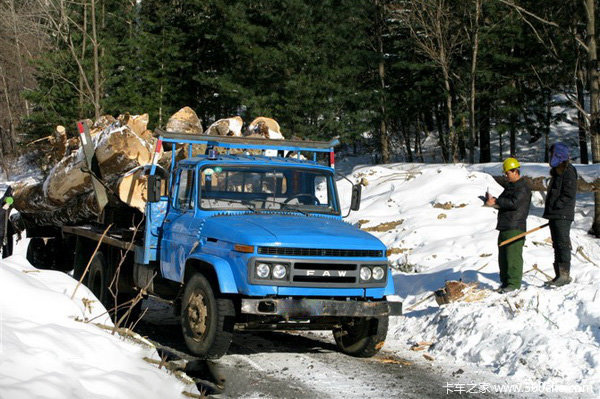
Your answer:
[241,298,403,317]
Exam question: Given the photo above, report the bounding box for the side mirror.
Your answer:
[350,184,362,211]
[147,175,162,203]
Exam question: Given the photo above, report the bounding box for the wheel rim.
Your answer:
[187,291,209,340]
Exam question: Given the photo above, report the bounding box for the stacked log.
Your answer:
[13,109,285,227]
[14,112,157,226]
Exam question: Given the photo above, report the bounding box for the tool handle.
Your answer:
[499,223,549,247]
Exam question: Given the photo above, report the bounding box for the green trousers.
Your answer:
[498,230,525,289]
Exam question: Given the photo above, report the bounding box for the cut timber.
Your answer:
[43,126,153,206]
[247,117,283,140]
[434,281,487,306]
[116,166,166,213]
[51,125,67,159]
[205,116,243,137]
[14,122,154,226]
[166,106,203,134]
[165,106,203,155]
[118,113,149,137]
[43,150,90,206]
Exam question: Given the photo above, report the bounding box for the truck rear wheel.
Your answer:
[182,273,234,359]
[333,316,388,358]
[26,238,53,269]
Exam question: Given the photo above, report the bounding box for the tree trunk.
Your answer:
[584,0,600,236]
[91,0,101,119]
[435,106,448,162]
[509,115,517,157]
[9,0,29,117]
[509,81,517,156]
[469,0,481,164]
[400,120,413,162]
[376,0,389,164]
[458,115,466,160]
[415,116,424,162]
[478,98,491,162]
[498,127,503,161]
[544,91,551,162]
[79,3,88,118]
[0,65,15,152]
[576,66,589,164]
[442,67,457,163]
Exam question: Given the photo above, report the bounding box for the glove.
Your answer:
[4,196,13,205]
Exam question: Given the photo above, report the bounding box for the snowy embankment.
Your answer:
[339,161,600,396]
[0,240,199,399]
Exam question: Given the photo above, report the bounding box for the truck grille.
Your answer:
[249,259,388,288]
[293,262,357,284]
[257,246,383,258]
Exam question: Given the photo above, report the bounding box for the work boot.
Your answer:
[547,264,572,287]
[544,263,560,286]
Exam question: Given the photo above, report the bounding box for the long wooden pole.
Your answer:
[499,223,549,247]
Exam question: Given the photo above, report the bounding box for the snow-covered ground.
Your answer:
[336,160,600,397]
[0,237,200,399]
[1,95,598,397]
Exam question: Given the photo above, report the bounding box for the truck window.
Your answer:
[175,169,195,210]
[198,166,339,215]
[314,175,328,204]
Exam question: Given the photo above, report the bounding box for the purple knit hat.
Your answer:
[549,142,569,168]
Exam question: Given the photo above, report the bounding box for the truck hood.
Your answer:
[201,214,385,250]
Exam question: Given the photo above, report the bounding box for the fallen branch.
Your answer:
[532,264,553,281]
[405,293,435,311]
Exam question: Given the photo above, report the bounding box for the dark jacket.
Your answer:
[496,178,532,232]
[543,162,577,221]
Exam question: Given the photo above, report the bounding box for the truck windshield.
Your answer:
[199,165,339,215]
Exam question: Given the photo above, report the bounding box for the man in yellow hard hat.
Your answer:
[485,158,532,293]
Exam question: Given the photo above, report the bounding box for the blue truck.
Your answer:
[25,130,402,359]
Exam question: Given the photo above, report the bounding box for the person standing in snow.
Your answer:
[0,185,15,258]
[485,158,532,293]
[543,142,577,287]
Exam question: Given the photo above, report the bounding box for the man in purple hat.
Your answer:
[543,142,577,287]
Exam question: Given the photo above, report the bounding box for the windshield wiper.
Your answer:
[280,204,309,216]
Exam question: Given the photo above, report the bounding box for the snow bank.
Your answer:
[0,241,197,399]
[340,162,600,396]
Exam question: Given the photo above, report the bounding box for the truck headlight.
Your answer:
[360,266,372,281]
[372,266,385,280]
[256,263,271,279]
[272,264,287,279]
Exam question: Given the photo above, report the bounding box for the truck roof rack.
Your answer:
[155,129,340,153]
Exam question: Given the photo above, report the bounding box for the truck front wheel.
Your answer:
[333,316,389,358]
[182,273,234,359]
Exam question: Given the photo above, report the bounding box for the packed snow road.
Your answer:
[134,299,508,399]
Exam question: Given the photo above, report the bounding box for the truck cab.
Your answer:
[139,132,401,358]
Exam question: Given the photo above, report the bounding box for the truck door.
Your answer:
[160,167,197,282]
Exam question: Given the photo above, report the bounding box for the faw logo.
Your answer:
[302,270,348,277]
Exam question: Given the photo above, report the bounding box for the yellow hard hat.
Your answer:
[502,157,520,172]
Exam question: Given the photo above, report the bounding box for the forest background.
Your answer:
[0,0,599,233]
